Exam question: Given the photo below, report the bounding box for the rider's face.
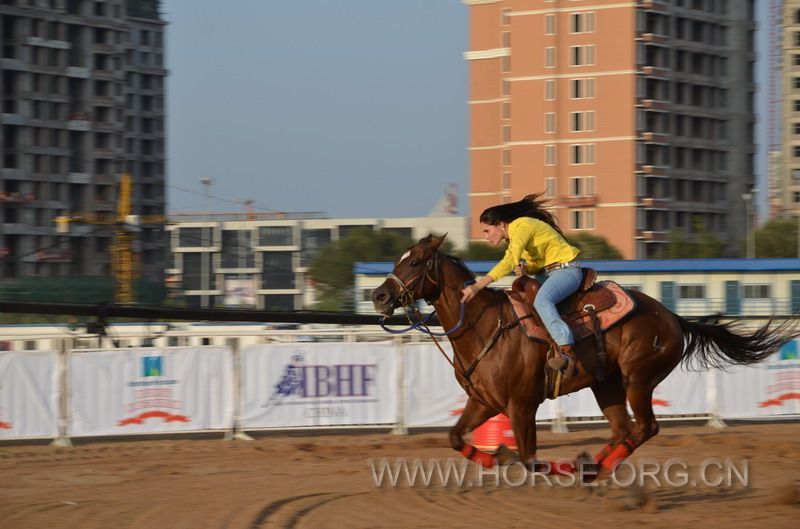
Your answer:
[481,222,507,246]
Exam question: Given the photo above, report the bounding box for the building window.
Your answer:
[545,47,556,68]
[501,55,510,73]
[501,8,511,26]
[502,172,510,190]
[264,294,295,311]
[262,252,295,289]
[545,177,556,198]
[794,77,800,90]
[571,78,596,99]
[795,100,800,113]
[545,14,556,35]
[338,225,373,239]
[570,111,595,132]
[679,285,706,299]
[502,101,511,119]
[545,144,556,165]
[569,176,596,196]
[794,146,800,158]
[502,31,510,48]
[570,45,595,66]
[258,226,293,246]
[502,125,511,142]
[794,123,800,135]
[178,227,213,247]
[743,285,770,299]
[300,229,332,267]
[502,80,510,96]
[570,144,596,164]
[502,148,511,166]
[794,54,800,66]
[221,230,254,268]
[570,209,595,230]
[545,79,556,100]
[544,112,556,133]
[570,12,596,33]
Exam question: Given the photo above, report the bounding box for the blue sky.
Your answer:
[164,1,769,220]
[163,0,468,217]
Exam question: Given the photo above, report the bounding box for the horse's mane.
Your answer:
[439,251,508,302]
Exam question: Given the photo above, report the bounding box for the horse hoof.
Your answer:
[575,451,599,483]
[494,444,520,466]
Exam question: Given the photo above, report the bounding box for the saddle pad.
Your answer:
[506,280,636,342]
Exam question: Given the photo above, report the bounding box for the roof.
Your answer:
[354,258,800,275]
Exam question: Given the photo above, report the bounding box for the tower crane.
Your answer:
[55,174,167,304]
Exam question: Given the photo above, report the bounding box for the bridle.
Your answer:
[384,250,442,308]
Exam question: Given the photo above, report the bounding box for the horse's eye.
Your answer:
[409,261,419,267]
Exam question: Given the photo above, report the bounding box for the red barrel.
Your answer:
[472,414,517,451]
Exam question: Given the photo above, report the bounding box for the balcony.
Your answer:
[640,131,670,144]
[640,197,670,209]
[637,230,668,242]
[636,164,668,177]
[560,195,598,208]
[637,98,669,111]
[638,32,669,46]
[639,66,669,79]
[34,248,73,263]
[640,0,667,12]
[0,192,35,204]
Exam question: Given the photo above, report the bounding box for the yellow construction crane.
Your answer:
[55,174,166,304]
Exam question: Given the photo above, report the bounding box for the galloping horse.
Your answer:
[371,235,797,476]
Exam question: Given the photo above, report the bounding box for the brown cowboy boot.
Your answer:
[547,344,577,378]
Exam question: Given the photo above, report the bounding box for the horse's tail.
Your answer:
[677,316,798,369]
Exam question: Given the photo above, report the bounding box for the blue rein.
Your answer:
[379,279,474,336]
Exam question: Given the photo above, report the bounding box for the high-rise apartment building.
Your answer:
[465,0,756,258]
[0,0,167,282]
[782,0,800,218]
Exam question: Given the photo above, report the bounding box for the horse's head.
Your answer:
[371,234,447,316]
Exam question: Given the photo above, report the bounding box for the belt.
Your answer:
[543,261,580,275]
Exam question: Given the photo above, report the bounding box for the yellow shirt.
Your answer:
[487,217,580,281]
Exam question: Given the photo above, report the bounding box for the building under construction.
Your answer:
[0,0,167,288]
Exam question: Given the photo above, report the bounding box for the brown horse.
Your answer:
[371,235,797,476]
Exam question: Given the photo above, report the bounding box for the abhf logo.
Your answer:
[274,354,376,398]
[142,356,163,377]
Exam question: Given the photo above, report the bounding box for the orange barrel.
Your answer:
[472,414,517,451]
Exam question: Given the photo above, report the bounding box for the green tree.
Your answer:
[455,241,506,261]
[308,228,415,311]
[751,218,800,258]
[664,217,724,258]
[567,232,623,260]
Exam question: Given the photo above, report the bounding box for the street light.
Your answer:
[741,188,756,258]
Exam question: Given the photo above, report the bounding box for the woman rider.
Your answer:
[460,193,582,378]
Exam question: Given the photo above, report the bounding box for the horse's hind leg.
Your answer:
[590,369,632,465]
[449,397,498,468]
[598,383,659,475]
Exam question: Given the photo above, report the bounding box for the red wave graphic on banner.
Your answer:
[758,392,800,408]
[117,410,191,426]
[652,398,671,407]
[0,421,11,429]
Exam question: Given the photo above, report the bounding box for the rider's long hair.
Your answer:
[479,193,565,237]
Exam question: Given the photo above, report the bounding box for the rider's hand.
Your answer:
[513,264,525,277]
[461,284,479,303]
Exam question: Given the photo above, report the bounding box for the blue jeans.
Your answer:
[533,267,582,346]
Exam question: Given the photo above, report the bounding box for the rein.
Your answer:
[378,250,529,406]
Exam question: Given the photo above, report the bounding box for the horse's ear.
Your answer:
[430,233,447,250]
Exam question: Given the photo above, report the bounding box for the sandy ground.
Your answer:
[0,422,798,529]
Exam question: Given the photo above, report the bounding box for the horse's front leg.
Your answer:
[449,397,498,468]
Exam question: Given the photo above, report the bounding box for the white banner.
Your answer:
[0,351,59,438]
[241,342,396,428]
[69,347,234,436]
[404,343,561,426]
[717,339,800,419]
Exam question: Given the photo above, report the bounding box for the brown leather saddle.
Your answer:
[505,269,635,343]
